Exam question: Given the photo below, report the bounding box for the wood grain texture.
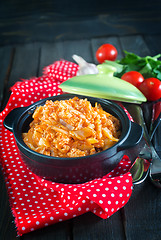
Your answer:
[0,43,40,239]
[121,35,161,240]
[0,169,18,240]
[21,220,71,240]
[0,34,161,239]
[1,0,161,18]
[144,35,161,55]
[39,40,92,75]
[0,16,159,46]
[73,212,126,240]
[1,43,40,110]
[119,35,151,57]
[0,46,13,108]
[123,178,161,240]
[8,43,41,83]
[1,5,161,46]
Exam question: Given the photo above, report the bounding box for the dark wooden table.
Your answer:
[1,33,161,240]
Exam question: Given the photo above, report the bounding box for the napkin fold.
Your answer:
[0,60,133,236]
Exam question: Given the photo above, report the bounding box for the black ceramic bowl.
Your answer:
[4,94,143,183]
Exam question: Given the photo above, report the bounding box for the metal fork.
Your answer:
[123,104,152,184]
[125,103,161,187]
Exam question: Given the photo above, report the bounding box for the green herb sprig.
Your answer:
[115,51,161,80]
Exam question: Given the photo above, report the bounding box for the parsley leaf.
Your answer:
[115,51,161,80]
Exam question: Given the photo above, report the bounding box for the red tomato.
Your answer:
[139,78,161,101]
[121,71,144,88]
[96,44,118,63]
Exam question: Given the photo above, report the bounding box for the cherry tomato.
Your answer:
[96,44,118,63]
[121,71,144,88]
[139,78,161,101]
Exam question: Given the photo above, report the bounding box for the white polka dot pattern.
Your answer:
[43,60,79,82]
[0,60,133,236]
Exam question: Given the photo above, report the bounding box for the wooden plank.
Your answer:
[39,42,64,75]
[58,39,93,62]
[0,35,160,240]
[22,220,72,240]
[142,34,161,130]
[0,168,18,240]
[123,178,161,240]
[119,35,161,240]
[1,0,161,19]
[0,43,40,239]
[144,34,161,55]
[8,43,40,85]
[0,46,13,108]
[0,42,72,240]
[73,212,126,240]
[40,37,126,239]
[0,47,18,239]
[39,40,92,75]
[1,8,161,45]
[119,35,151,57]
[119,35,152,128]
[71,36,126,240]
[1,43,40,110]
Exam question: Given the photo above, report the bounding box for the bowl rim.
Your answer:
[13,93,131,162]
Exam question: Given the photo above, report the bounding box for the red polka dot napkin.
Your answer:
[0,60,133,236]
